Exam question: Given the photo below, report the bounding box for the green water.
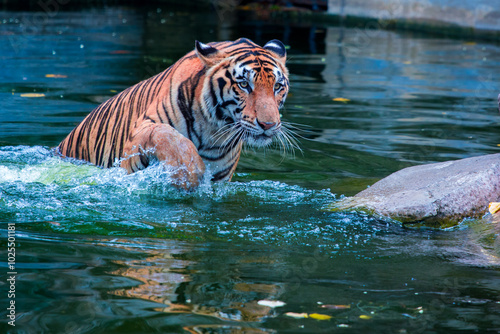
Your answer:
[1,6,500,334]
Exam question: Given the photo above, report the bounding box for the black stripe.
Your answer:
[208,79,219,115]
[235,52,253,63]
[239,59,258,67]
[87,95,117,163]
[217,77,227,97]
[177,81,195,140]
[161,98,175,127]
[212,164,234,181]
[140,153,149,169]
[107,89,132,166]
[94,102,117,166]
[224,69,236,85]
[221,100,237,108]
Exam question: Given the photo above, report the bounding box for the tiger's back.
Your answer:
[58,38,291,187]
[58,56,192,169]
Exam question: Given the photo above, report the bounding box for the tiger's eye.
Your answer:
[274,83,282,90]
[239,81,248,88]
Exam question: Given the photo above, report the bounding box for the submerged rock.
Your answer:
[334,154,500,227]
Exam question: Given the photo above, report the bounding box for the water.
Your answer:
[1,6,500,333]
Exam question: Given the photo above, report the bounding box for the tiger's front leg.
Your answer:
[121,121,206,190]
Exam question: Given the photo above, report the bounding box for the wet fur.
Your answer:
[58,38,290,188]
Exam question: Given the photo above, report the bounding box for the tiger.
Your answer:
[57,38,291,189]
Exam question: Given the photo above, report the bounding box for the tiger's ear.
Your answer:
[264,39,286,63]
[195,41,226,67]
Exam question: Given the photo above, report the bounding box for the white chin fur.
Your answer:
[245,135,273,147]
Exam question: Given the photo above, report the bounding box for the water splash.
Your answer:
[0,146,347,247]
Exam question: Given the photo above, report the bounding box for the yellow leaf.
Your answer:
[110,90,118,93]
[285,312,308,319]
[488,202,500,214]
[309,313,332,320]
[403,61,412,65]
[359,315,372,320]
[20,93,45,98]
[332,97,350,103]
[45,74,67,78]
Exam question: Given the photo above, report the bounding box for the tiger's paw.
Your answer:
[158,139,206,191]
[122,123,206,191]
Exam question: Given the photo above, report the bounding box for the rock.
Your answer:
[333,154,500,226]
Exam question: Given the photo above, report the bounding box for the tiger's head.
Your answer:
[196,38,290,148]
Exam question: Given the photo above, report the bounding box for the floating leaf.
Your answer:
[257,300,285,308]
[110,50,132,54]
[332,97,350,103]
[285,312,308,319]
[321,304,351,310]
[309,313,332,320]
[488,202,500,214]
[20,93,45,98]
[359,315,372,320]
[45,74,67,78]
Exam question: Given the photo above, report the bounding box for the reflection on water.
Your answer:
[0,5,500,334]
[111,246,285,325]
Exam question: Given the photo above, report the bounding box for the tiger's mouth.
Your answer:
[245,131,275,147]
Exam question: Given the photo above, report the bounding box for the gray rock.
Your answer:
[334,154,500,226]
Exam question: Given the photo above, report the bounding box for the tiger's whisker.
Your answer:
[281,126,303,151]
[218,124,244,156]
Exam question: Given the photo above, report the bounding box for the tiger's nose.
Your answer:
[257,120,276,130]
